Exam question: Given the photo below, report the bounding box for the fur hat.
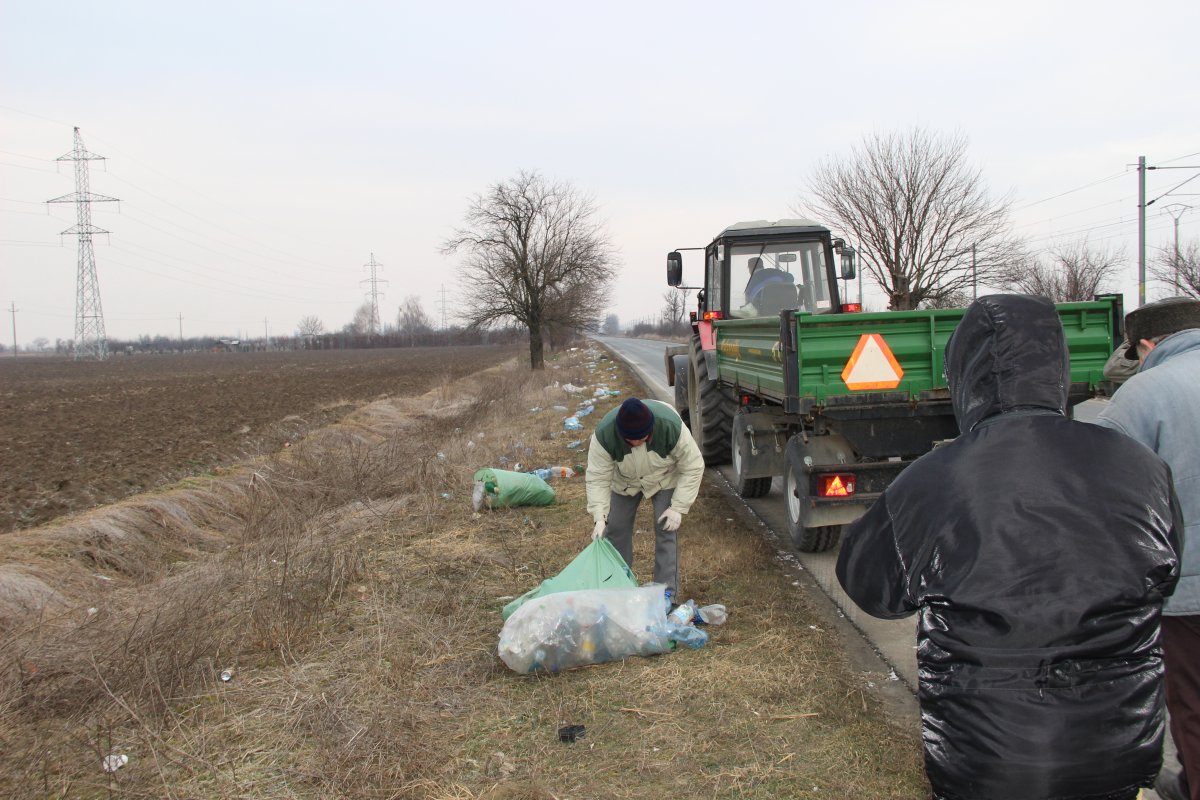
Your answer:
[615,398,655,440]
[1123,297,1200,358]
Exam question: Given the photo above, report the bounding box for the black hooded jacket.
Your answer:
[836,295,1182,800]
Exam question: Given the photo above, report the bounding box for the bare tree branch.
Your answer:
[442,171,617,368]
[1000,240,1124,302]
[1150,239,1200,299]
[800,128,1018,310]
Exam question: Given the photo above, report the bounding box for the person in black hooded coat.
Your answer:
[836,294,1183,800]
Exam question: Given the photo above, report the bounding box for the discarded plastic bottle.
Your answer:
[531,466,576,479]
[668,599,697,626]
[471,480,499,512]
[696,604,728,625]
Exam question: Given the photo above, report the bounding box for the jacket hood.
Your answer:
[944,294,1070,432]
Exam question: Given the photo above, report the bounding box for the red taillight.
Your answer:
[817,473,856,497]
[841,303,862,313]
[702,310,725,322]
[689,311,697,322]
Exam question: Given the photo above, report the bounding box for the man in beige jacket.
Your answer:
[586,397,705,598]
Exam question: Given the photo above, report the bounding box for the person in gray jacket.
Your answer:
[1096,296,1200,800]
[586,397,704,598]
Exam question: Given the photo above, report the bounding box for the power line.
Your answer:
[361,253,387,337]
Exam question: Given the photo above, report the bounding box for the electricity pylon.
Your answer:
[46,127,118,360]
[361,253,387,337]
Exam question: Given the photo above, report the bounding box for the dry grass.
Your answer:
[0,345,926,799]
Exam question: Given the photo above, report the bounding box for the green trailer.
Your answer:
[664,219,1124,552]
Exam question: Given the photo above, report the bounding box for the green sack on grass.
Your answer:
[501,537,638,620]
[472,468,556,510]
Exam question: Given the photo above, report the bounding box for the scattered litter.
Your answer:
[563,417,583,431]
[551,404,568,412]
[530,466,576,479]
[565,440,583,449]
[220,669,234,682]
[94,574,112,582]
[436,452,447,460]
[87,607,98,616]
[467,440,476,449]
[887,669,900,681]
[576,404,595,418]
[499,456,509,465]
[808,625,823,632]
[102,754,128,773]
[439,492,451,499]
[558,724,586,743]
[562,383,586,394]
[529,407,542,413]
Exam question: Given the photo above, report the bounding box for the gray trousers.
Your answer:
[604,488,677,595]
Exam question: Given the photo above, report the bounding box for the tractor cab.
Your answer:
[667,219,857,322]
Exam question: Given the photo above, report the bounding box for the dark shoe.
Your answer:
[1155,769,1188,800]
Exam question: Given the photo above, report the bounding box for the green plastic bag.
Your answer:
[501,538,638,620]
[472,468,556,510]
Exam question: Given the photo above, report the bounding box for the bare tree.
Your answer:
[1001,241,1123,302]
[343,302,375,336]
[396,295,433,346]
[1150,239,1200,299]
[601,313,621,335]
[296,315,325,338]
[661,288,688,331]
[801,128,1018,310]
[442,171,617,369]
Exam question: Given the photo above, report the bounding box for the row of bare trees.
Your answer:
[799,127,1195,311]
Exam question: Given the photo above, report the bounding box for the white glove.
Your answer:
[657,508,682,532]
[591,519,606,540]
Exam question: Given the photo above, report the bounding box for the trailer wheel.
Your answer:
[687,335,734,464]
[731,412,772,498]
[784,436,842,552]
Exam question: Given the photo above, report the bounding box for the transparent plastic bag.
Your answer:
[499,585,679,674]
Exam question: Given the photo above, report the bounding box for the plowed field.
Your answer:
[0,345,519,533]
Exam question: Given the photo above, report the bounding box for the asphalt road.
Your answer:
[590,336,1177,796]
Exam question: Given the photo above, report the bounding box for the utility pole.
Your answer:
[46,127,118,360]
[177,313,184,351]
[361,253,387,337]
[8,302,16,357]
[1165,204,1192,295]
[1137,156,1147,308]
[263,317,269,347]
[438,284,448,330]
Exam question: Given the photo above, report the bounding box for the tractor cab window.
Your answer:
[730,241,831,318]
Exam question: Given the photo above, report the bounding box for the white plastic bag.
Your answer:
[498,585,676,674]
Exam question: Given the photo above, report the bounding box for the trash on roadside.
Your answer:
[551,404,568,412]
[558,724,586,743]
[472,468,555,511]
[576,404,595,418]
[102,754,128,773]
[563,416,583,431]
[565,440,583,449]
[529,466,576,480]
[562,383,586,394]
[499,585,676,673]
[220,669,234,682]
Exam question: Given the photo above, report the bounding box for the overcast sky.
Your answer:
[2,1,1198,347]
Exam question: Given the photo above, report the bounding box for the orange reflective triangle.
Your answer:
[841,333,904,390]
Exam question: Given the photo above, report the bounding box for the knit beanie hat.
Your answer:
[615,398,655,440]
[1123,296,1200,358]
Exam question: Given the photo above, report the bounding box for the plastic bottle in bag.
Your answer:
[472,480,498,511]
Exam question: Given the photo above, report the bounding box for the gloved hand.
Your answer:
[591,519,607,540]
[657,508,682,532]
